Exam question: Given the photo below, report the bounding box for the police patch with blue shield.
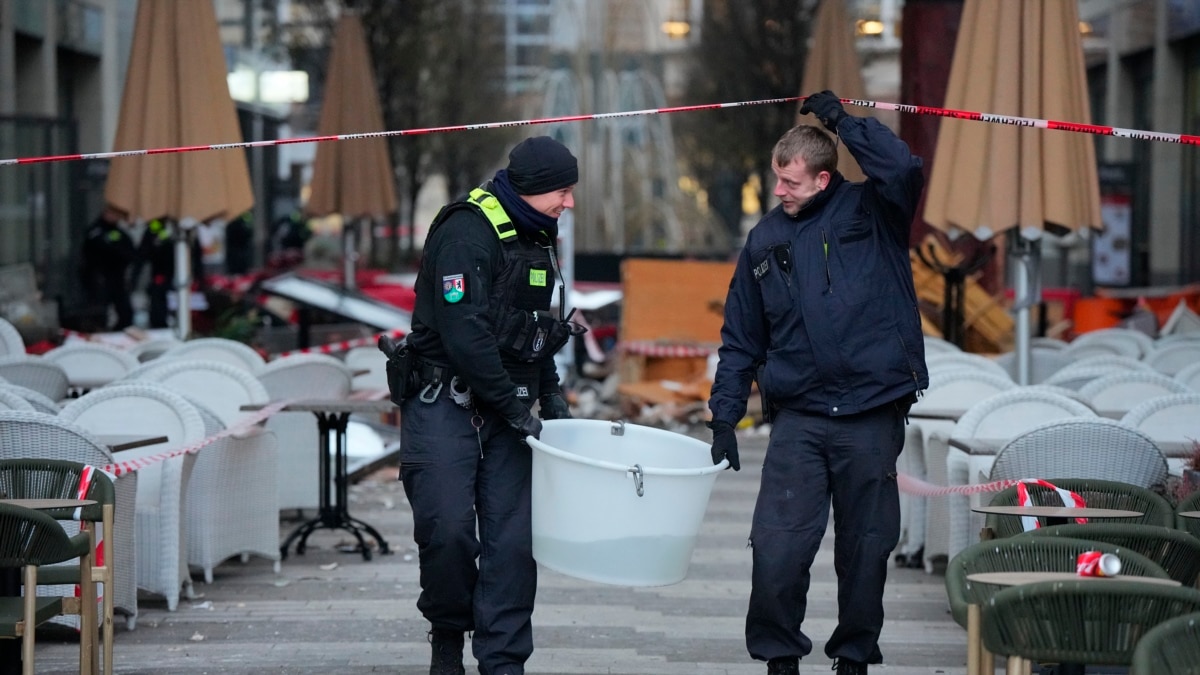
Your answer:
[442,273,467,304]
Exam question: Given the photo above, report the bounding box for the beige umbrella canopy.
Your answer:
[923,0,1101,241]
[798,0,867,182]
[305,14,397,220]
[104,0,253,338]
[922,0,1102,383]
[105,0,253,223]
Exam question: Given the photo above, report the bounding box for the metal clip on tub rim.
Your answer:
[627,463,644,497]
[610,420,626,436]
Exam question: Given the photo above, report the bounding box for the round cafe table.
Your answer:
[1178,511,1200,519]
[962,571,1180,675]
[971,504,1142,528]
[0,498,97,510]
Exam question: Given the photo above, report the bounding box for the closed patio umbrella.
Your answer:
[105,0,253,337]
[798,0,867,182]
[305,14,397,290]
[923,0,1101,383]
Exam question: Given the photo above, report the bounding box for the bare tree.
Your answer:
[283,0,515,267]
[674,0,818,245]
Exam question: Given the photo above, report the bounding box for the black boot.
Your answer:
[428,628,465,675]
[833,657,868,675]
[767,657,800,675]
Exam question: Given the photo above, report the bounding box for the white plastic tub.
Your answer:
[528,419,727,586]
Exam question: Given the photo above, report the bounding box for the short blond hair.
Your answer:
[772,125,837,176]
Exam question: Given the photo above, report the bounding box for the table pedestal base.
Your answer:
[279,410,392,562]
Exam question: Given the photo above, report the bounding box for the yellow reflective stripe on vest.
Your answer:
[467,188,516,242]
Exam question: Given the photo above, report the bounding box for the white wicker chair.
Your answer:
[1044,364,1132,391]
[130,359,270,428]
[993,347,1076,384]
[1120,393,1200,475]
[1062,328,1153,360]
[988,417,1169,488]
[0,410,140,629]
[926,352,1011,380]
[0,355,69,401]
[943,388,1096,563]
[59,383,207,615]
[127,338,182,363]
[1144,342,1200,376]
[1061,354,1154,373]
[160,338,266,373]
[43,342,140,394]
[0,388,34,411]
[1078,371,1193,419]
[905,368,1015,571]
[0,316,24,356]
[1021,384,1095,409]
[174,394,281,583]
[1029,336,1069,350]
[343,345,389,393]
[257,354,353,512]
[923,335,961,354]
[0,382,61,413]
[1175,362,1200,393]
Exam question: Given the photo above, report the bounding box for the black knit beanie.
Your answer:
[506,136,578,195]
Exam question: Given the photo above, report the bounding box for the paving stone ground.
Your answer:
[35,432,969,674]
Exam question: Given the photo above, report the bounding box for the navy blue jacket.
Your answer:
[708,116,929,426]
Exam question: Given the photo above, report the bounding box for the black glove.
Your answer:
[707,420,740,471]
[539,393,572,420]
[508,408,543,441]
[800,90,846,133]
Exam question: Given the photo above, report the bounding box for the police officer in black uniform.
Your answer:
[707,92,928,675]
[395,136,580,675]
[137,216,174,328]
[81,205,137,330]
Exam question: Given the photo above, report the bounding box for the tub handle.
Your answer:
[610,420,626,436]
[628,463,644,497]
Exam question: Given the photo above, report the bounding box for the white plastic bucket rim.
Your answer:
[528,430,729,477]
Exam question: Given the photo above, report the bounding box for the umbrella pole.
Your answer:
[174,226,193,339]
[343,218,358,290]
[1007,235,1041,385]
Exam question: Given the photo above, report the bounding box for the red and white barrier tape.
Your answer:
[3,95,1196,167]
[620,341,716,358]
[273,328,405,359]
[897,473,1023,497]
[101,400,291,476]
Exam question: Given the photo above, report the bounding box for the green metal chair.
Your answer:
[982,580,1200,673]
[1177,489,1200,540]
[945,536,1169,675]
[1022,522,1200,586]
[983,478,1175,539]
[0,502,95,675]
[0,459,116,675]
[1131,610,1200,675]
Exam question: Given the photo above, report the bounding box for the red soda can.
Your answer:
[1076,551,1121,577]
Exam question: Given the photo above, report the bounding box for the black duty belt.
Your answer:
[412,357,454,403]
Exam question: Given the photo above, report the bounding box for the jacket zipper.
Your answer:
[821,228,832,293]
[541,242,566,321]
[895,329,922,394]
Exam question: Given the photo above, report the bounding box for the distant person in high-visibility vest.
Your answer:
[80,204,137,330]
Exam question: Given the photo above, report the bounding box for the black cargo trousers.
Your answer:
[400,387,535,675]
[745,399,906,666]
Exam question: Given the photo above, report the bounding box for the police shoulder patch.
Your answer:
[442,273,467,304]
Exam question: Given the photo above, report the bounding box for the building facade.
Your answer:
[1082,0,1200,287]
